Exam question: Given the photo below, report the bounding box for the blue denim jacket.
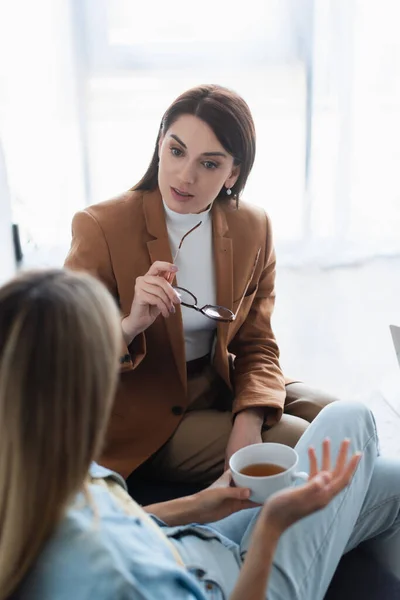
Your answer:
[17,464,208,600]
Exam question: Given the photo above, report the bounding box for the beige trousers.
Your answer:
[142,367,337,485]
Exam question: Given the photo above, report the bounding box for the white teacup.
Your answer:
[229,443,308,503]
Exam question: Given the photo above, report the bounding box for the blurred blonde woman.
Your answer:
[0,270,121,599]
[0,270,399,600]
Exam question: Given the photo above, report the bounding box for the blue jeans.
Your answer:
[168,401,400,599]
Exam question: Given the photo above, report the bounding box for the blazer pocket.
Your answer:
[231,285,258,321]
[227,287,258,345]
[232,283,258,304]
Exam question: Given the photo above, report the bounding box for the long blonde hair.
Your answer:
[0,269,122,599]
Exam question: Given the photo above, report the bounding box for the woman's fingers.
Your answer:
[140,282,175,314]
[147,261,178,278]
[135,275,180,314]
[308,447,318,478]
[219,486,252,501]
[343,453,362,483]
[262,447,362,531]
[308,439,361,489]
[165,271,175,285]
[322,438,331,472]
[331,452,362,495]
[209,469,232,489]
[136,261,180,314]
[139,290,171,318]
[213,487,260,515]
[144,275,180,304]
[333,439,351,477]
[144,275,181,304]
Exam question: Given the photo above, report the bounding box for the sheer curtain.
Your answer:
[83,0,308,248]
[0,0,399,266]
[303,0,400,266]
[0,0,86,257]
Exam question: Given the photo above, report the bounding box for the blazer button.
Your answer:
[171,405,184,416]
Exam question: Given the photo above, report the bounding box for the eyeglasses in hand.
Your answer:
[173,247,261,323]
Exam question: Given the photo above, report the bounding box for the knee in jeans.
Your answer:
[322,400,377,439]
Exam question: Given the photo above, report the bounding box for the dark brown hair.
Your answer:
[132,84,256,203]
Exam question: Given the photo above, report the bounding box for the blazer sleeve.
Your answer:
[64,210,146,372]
[228,212,286,425]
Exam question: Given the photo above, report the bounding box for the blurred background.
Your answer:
[1,0,400,449]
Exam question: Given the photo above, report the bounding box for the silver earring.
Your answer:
[226,188,232,196]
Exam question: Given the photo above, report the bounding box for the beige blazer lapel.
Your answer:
[143,190,187,390]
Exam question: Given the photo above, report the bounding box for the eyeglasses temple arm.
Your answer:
[173,221,202,263]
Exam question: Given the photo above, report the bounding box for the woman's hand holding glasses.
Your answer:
[121,261,181,345]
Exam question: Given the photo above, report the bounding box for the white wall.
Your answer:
[0,0,86,249]
[0,140,15,284]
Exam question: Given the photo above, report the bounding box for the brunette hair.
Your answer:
[133,84,256,202]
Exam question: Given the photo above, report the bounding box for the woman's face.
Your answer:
[158,114,239,214]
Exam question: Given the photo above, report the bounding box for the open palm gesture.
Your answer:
[261,439,362,533]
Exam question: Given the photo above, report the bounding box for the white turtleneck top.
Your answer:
[163,200,217,362]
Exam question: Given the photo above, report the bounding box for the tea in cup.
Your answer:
[229,443,308,503]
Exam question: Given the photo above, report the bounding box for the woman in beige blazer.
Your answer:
[65,84,336,486]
